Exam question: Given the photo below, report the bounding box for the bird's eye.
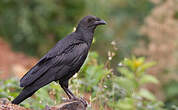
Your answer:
[87,18,95,23]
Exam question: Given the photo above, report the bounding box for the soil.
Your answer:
[0,38,38,79]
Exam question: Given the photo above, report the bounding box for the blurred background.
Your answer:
[0,0,178,110]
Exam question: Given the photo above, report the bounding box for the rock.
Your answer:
[0,98,31,110]
[0,98,87,110]
[45,99,87,110]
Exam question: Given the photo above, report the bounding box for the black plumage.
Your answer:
[12,15,106,104]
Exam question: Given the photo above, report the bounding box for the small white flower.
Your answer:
[118,62,123,66]
[108,56,112,60]
[111,41,116,45]
[104,85,107,88]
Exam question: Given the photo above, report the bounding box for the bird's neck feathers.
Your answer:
[75,25,95,46]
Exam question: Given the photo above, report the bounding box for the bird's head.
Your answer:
[76,15,107,32]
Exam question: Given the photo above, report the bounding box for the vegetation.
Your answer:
[0,0,153,58]
[0,0,178,110]
[0,52,168,110]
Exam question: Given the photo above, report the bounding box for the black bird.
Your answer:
[12,15,106,105]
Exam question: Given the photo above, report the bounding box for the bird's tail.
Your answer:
[12,87,37,104]
[12,69,55,104]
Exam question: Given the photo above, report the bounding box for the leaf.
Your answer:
[140,74,159,84]
[116,77,136,94]
[123,58,135,72]
[139,88,156,101]
[138,61,156,72]
[117,98,134,110]
[118,67,134,79]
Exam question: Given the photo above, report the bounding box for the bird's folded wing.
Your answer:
[20,56,61,87]
[19,40,72,87]
[20,42,88,88]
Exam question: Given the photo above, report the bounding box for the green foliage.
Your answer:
[0,53,167,110]
[0,0,85,56]
[0,0,153,59]
[77,52,111,93]
[0,78,63,109]
[0,0,176,109]
[163,80,178,109]
[21,82,63,109]
[70,53,166,110]
[108,57,164,110]
[0,78,20,100]
[89,0,154,59]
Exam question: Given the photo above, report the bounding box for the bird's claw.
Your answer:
[61,97,87,107]
[72,97,87,107]
[80,97,88,107]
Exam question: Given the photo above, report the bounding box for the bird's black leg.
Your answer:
[59,80,87,107]
[59,80,76,99]
[66,87,87,107]
[64,87,87,107]
[65,87,77,99]
[61,85,72,99]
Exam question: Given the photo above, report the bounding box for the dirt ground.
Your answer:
[0,38,38,79]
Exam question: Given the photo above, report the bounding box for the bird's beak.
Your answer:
[94,20,107,25]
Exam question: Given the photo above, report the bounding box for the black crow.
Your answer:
[12,15,106,105]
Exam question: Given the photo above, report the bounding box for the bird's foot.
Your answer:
[62,96,87,107]
[72,97,87,107]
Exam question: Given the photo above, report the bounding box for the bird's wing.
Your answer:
[20,56,61,87]
[20,41,88,87]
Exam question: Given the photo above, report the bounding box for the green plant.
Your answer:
[70,52,166,110]
[115,57,165,110]
[0,54,167,110]
[0,78,63,109]
[163,80,178,110]
[0,0,85,56]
